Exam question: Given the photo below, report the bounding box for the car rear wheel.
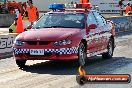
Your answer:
[102,38,114,59]
[78,42,87,66]
[16,60,26,68]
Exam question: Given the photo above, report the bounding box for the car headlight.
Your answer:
[54,40,72,46]
[14,40,25,46]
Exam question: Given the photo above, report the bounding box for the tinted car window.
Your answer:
[87,12,98,26]
[93,11,105,27]
[32,13,85,29]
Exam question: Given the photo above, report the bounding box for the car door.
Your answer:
[86,11,99,54]
[92,11,109,51]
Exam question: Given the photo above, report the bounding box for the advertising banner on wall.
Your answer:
[90,0,132,13]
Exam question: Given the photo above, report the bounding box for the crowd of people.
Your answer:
[119,0,132,16]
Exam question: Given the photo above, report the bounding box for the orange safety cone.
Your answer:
[16,13,24,33]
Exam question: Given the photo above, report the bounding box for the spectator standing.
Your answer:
[9,18,17,33]
[118,0,124,16]
[124,3,131,15]
[25,0,39,25]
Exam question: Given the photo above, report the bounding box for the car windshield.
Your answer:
[32,13,85,29]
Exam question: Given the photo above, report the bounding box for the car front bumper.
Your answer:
[13,46,79,60]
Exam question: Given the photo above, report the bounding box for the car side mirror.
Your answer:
[88,24,97,29]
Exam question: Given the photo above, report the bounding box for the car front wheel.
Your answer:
[16,60,26,68]
[78,42,87,66]
[102,38,114,59]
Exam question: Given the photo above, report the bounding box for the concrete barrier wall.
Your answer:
[0,13,44,27]
[0,14,16,27]
[0,33,18,54]
[107,16,132,33]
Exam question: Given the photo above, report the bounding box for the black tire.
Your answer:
[78,42,87,66]
[102,38,114,59]
[16,60,26,68]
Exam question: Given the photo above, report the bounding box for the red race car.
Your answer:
[13,3,115,68]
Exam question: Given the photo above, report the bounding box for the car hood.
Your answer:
[17,28,81,41]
